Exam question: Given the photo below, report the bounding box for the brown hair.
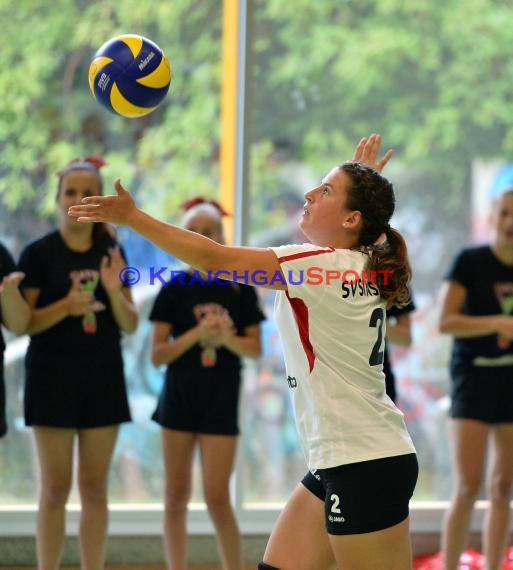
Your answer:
[341,162,411,307]
[56,156,113,247]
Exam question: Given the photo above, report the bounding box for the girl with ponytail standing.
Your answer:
[19,157,138,570]
[69,134,418,570]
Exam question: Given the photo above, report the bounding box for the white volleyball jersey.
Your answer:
[270,243,416,470]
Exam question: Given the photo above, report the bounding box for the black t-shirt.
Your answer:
[446,245,513,367]
[149,272,266,373]
[0,242,16,353]
[18,230,129,359]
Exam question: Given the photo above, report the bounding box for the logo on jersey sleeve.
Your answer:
[286,375,297,388]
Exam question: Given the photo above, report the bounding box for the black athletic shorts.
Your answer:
[24,349,131,429]
[152,368,241,435]
[451,365,513,423]
[301,453,418,535]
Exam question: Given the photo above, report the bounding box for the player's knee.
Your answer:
[258,562,282,570]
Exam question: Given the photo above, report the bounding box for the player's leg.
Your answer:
[161,427,196,570]
[33,426,74,570]
[199,433,243,570]
[77,425,119,570]
[441,418,489,570]
[261,475,336,570]
[483,423,513,570]
[329,518,412,570]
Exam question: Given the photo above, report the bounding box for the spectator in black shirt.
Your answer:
[18,157,137,570]
[440,188,513,570]
[150,198,265,570]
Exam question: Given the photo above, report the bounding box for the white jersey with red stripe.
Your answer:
[270,243,415,470]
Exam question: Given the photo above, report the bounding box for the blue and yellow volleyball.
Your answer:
[88,34,171,118]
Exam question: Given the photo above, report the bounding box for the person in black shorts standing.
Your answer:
[0,242,30,437]
[440,188,513,570]
[149,198,265,570]
[18,157,138,570]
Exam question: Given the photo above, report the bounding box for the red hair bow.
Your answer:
[83,155,107,170]
[180,197,230,216]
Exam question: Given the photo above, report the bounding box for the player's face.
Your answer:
[185,212,224,244]
[490,192,513,248]
[300,167,357,247]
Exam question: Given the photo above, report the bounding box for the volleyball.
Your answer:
[88,34,171,118]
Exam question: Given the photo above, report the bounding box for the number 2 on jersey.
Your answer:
[368,307,385,366]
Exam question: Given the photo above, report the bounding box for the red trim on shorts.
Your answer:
[286,292,315,372]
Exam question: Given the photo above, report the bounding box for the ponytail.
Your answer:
[341,162,412,308]
[365,227,411,308]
